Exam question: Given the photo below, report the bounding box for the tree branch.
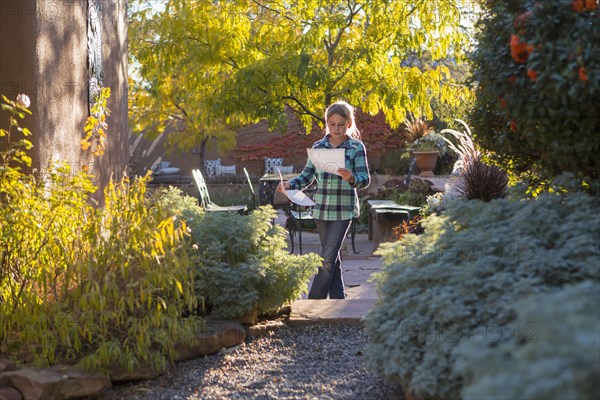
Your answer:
[250,0,295,23]
[282,94,323,122]
[172,101,189,118]
[326,2,360,68]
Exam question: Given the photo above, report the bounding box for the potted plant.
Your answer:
[404,115,447,177]
[411,132,448,153]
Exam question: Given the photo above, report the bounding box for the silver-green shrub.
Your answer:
[365,191,600,399]
[457,281,600,400]
[192,206,320,318]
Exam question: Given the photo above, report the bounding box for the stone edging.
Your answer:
[0,320,246,400]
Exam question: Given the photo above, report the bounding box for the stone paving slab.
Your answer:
[345,283,378,300]
[288,299,375,327]
[342,259,381,296]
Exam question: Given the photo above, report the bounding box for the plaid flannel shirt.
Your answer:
[288,135,370,220]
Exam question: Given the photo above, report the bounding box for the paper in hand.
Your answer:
[278,169,316,207]
[306,148,345,175]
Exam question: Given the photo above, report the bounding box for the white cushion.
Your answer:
[217,165,237,176]
[204,159,222,177]
[278,165,294,174]
[264,157,284,174]
[151,161,173,175]
[154,167,180,175]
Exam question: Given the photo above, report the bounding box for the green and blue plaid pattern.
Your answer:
[288,135,370,220]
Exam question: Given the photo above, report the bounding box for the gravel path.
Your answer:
[102,324,402,400]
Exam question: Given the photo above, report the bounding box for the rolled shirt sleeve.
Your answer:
[349,141,370,190]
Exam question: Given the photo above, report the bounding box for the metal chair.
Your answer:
[348,217,360,254]
[192,169,247,214]
[285,184,316,255]
[243,167,258,211]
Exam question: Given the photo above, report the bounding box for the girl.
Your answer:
[278,100,370,299]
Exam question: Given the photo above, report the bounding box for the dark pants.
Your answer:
[308,219,352,299]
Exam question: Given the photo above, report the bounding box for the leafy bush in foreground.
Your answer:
[458,281,600,400]
[191,206,321,319]
[365,191,600,399]
[0,173,198,372]
[154,188,321,319]
[1,96,198,372]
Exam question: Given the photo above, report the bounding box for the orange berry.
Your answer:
[527,69,538,81]
[510,35,533,64]
[579,66,589,81]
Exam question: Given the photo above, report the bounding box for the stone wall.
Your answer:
[0,0,128,194]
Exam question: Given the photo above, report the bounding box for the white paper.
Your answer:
[278,169,316,207]
[307,148,345,175]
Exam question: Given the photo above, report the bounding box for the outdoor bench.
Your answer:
[367,200,420,249]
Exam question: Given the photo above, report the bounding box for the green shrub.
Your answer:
[365,191,600,399]
[74,177,199,372]
[430,95,474,134]
[154,185,204,228]
[153,188,322,319]
[0,172,199,372]
[161,196,321,319]
[1,96,199,373]
[432,151,456,176]
[378,178,435,208]
[470,0,600,191]
[457,280,600,400]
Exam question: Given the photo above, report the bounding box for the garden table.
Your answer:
[258,173,297,207]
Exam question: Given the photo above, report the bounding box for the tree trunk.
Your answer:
[199,136,208,175]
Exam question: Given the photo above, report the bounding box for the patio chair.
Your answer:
[286,182,362,255]
[403,157,417,189]
[348,217,360,254]
[285,183,316,255]
[192,169,247,214]
[349,157,417,253]
[243,167,258,211]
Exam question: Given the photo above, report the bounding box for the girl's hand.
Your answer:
[277,181,291,193]
[337,168,355,184]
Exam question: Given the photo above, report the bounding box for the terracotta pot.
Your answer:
[412,151,438,177]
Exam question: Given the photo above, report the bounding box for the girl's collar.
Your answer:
[324,134,351,148]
